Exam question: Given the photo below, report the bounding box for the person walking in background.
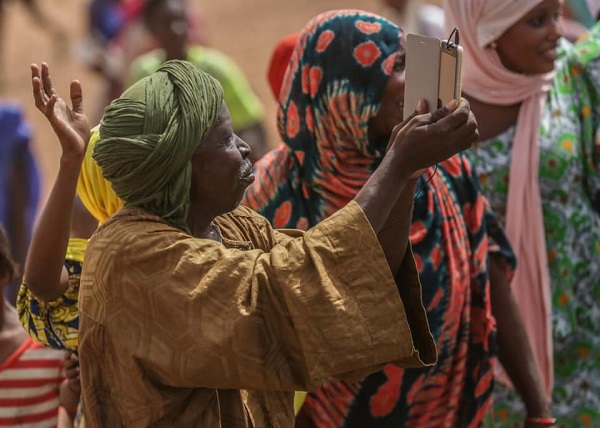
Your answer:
[245,11,551,427]
[445,0,600,424]
[128,0,268,162]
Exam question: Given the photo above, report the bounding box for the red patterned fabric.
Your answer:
[244,9,515,427]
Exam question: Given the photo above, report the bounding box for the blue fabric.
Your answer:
[0,103,40,280]
[89,0,125,45]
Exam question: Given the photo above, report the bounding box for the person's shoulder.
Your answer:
[218,205,272,229]
[216,205,275,247]
[90,207,187,254]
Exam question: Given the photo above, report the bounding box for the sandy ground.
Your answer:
[1,0,399,204]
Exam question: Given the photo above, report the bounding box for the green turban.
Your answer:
[93,60,224,232]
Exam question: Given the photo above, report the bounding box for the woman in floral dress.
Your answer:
[446,0,600,425]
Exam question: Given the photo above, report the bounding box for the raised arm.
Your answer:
[356,98,478,274]
[24,63,91,301]
[80,100,477,394]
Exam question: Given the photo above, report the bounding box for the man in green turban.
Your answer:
[30,57,476,425]
[94,60,224,232]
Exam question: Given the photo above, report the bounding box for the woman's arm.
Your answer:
[489,255,553,423]
[375,179,418,273]
[24,63,91,301]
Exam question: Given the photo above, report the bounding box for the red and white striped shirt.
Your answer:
[0,337,64,427]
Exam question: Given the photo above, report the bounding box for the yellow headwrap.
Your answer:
[76,126,124,225]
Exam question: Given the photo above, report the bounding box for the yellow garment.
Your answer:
[294,391,307,415]
[79,202,436,426]
[17,238,87,352]
[63,237,87,263]
[77,127,123,224]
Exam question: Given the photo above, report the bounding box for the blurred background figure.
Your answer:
[0,103,39,305]
[380,0,445,38]
[79,0,140,122]
[81,0,209,124]
[88,0,126,53]
[78,0,127,81]
[127,0,267,161]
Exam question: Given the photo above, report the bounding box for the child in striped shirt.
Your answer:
[0,224,78,428]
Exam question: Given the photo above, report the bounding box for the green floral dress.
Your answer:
[473,33,600,427]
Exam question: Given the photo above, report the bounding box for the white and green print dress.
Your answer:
[474,31,600,427]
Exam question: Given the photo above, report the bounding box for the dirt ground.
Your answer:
[0,0,402,203]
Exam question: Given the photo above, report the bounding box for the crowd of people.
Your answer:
[1,0,600,427]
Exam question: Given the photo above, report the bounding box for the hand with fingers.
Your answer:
[31,62,90,163]
[387,98,479,178]
[59,352,81,415]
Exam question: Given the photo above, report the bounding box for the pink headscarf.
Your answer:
[444,0,554,398]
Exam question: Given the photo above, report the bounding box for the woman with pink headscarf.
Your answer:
[445,0,600,425]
